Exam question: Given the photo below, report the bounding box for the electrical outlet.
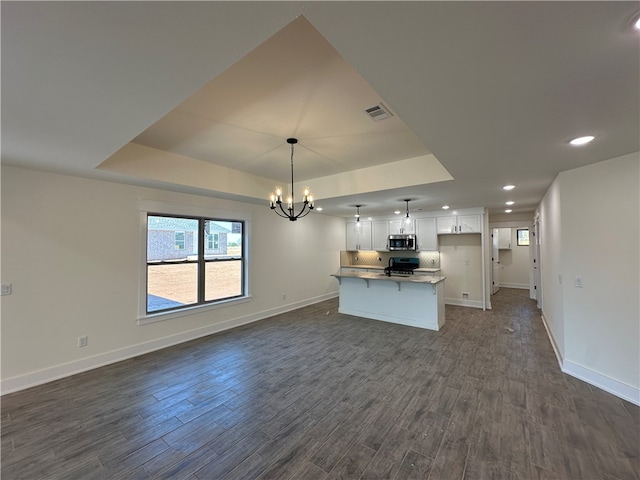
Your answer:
[575,276,584,288]
[78,336,88,348]
[462,292,469,299]
[282,294,286,300]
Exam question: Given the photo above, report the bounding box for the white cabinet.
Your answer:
[415,217,437,251]
[436,214,481,234]
[346,221,372,250]
[372,221,389,250]
[389,218,414,234]
[497,228,512,249]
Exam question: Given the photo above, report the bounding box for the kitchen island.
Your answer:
[331,271,446,331]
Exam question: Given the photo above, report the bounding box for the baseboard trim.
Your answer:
[540,313,564,368]
[499,283,529,290]
[1,292,338,395]
[539,313,640,406]
[445,298,485,309]
[562,360,640,406]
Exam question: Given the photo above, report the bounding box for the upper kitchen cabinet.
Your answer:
[346,221,372,251]
[415,217,437,251]
[372,221,389,250]
[437,214,481,234]
[497,228,512,249]
[389,218,414,235]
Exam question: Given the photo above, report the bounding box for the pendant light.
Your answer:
[403,199,412,225]
[269,138,314,221]
[355,205,362,223]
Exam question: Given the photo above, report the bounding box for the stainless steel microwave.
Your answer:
[388,234,417,251]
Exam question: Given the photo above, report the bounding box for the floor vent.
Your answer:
[363,103,393,121]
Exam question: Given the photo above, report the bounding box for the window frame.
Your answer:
[138,200,251,325]
[517,228,530,246]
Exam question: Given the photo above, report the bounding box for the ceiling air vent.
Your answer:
[363,103,393,121]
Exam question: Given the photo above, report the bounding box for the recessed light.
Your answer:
[505,201,515,206]
[503,185,515,191]
[316,207,323,211]
[442,205,450,210]
[505,209,513,213]
[569,135,595,146]
[394,210,401,215]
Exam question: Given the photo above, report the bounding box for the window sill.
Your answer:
[138,295,252,325]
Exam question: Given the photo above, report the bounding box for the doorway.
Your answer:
[491,228,500,294]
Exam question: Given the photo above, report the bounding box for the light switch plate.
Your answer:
[1,284,12,296]
[575,276,583,288]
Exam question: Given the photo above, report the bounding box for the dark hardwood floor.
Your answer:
[2,289,638,479]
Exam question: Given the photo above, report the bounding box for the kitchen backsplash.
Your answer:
[341,250,440,269]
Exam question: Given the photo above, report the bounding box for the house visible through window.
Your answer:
[146,215,245,314]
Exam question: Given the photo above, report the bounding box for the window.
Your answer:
[517,228,530,246]
[146,215,245,314]
[174,231,185,250]
[207,233,219,250]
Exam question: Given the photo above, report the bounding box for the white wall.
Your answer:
[439,234,484,308]
[538,177,565,360]
[1,166,345,393]
[537,152,640,404]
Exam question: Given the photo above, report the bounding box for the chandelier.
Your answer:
[269,138,314,221]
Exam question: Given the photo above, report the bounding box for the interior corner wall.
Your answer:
[1,166,345,393]
[538,175,565,361]
[537,151,640,405]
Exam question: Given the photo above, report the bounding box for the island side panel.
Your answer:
[337,276,443,331]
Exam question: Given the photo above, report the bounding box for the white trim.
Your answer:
[540,313,564,367]
[138,296,252,325]
[539,313,639,406]
[444,298,488,309]
[1,292,337,395]
[562,360,640,406]
[499,282,529,290]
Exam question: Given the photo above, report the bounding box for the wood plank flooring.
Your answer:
[2,289,638,479]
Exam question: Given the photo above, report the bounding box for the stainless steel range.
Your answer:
[384,257,420,276]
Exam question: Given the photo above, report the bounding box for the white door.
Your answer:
[492,228,500,294]
[530,220,541,306]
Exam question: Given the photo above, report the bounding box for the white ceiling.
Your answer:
[3,2,639,219]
